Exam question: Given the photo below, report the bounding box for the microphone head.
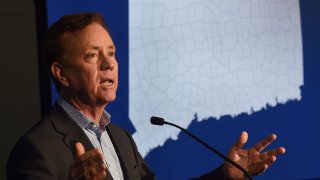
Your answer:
[150,116,165,125]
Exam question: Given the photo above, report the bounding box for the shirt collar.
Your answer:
[57,97,111,129]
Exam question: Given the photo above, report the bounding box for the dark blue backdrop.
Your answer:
[46,1,320,179]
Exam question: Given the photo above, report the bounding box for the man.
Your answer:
[7,13,285,180]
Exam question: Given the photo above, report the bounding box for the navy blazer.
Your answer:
[7,104,225,180]
[7,104,154,180]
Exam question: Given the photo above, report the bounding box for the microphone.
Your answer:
[150,116,165,125]
[150,116,253,180]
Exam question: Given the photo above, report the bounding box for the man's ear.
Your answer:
[51,62,69,87]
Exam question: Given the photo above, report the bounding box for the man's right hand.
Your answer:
[69,142,107,180]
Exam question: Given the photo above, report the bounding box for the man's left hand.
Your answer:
[222,131,286,179]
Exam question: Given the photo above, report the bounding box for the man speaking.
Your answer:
[7,13,285,180]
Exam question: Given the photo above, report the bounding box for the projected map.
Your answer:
[129,0,303,157]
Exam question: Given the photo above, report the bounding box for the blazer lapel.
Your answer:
[106,124,139,180]
[49,104,94,152]
[49,104,114,180]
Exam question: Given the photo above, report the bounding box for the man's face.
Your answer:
[62,23,118,106]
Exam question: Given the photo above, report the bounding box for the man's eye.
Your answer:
[108,51,115,57]
[84,53,97,59]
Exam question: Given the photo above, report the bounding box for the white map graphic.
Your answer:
[129,0,303,157]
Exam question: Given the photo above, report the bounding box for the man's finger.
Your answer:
[260,147,286,160]
[74,142,104,162]
[232,131,248,150]
[249,163,268,176]
[253,134,277,152]
[70,143,106,180]
[262,156,277,166]
[75,142,85,157]
[76,149,104,163]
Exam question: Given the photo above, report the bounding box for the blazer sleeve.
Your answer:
[190,165,227,180]
[6,136,57,180]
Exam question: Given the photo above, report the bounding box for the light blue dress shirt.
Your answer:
[58,97,124,180]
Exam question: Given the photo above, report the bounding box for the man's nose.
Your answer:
[100,57,114,71]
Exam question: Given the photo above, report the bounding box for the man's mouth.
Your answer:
[100,79,114,86]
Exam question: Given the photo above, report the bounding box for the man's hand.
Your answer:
[69,142,107,180]
[223,131,286,180]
